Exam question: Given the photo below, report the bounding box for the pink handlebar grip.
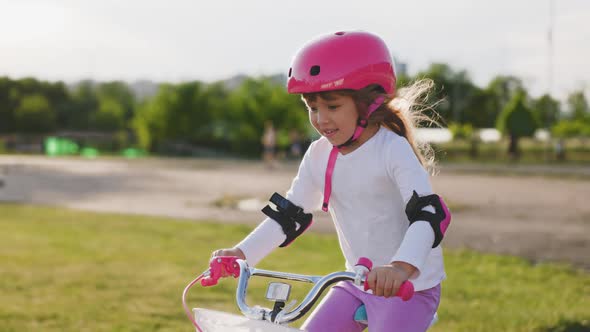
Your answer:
[364,280,414,301]
[396,281,415,301]
[355,257,373,270]
[200,256,241,287]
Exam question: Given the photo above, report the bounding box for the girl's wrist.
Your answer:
[391,261,416,277]
[232,247,247,260]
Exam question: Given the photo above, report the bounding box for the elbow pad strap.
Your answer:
[405,190,451,248]
[262,193,313,247]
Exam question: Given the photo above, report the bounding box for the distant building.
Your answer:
[478,128,501,143]
[130,80,159,101]
[415,128,452,143]
[395,61,408,77]
[415,128,505,143]
[222,73,287,90]
[222,74,249,90]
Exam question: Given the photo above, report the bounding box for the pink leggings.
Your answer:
[301,282,440,332]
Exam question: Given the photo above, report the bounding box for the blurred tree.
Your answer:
[132,83,177,150]
[566,90,589,121]
[226,78,275,154]
[11,61,589,157]
[44,81,71,131]
[486,75,525,129]
[496,92,539,160]
[169,81,216,144]
[96,81,136,125]
[448,122,474,140]
[14,94,55,133]
[461,87,497,128]
[15,77,40,95]
[414,64,453,124]
[449,122,479,159]
[95,98,125,132]
[226,77,307,155]
[13,78,69,110]
[66,80,99,130]
[415,63,479,126]
[532,94,561,128]
[486,75,524,107]
[0,77,16,133]
[396,72,412,89]
[552,119,590,138]
[0,77,70,133]
[59,80,135,133]
[200,82,231,146]
[132,80,228,152]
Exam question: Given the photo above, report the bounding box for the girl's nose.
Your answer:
[316,109,329,124]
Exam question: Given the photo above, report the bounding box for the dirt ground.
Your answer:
[0,156,588,270]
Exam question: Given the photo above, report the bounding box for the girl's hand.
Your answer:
[209,248,246,278]
[366,262,416,298]
[211,247,246,260]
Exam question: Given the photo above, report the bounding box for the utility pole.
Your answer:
[548,0,554,101]
[545,0,554,162]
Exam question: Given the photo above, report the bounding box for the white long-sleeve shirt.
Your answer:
[236,126,446,291]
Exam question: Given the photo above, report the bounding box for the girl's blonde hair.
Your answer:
[302,79,441,174]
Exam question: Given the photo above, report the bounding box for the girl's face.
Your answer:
[306,94,359,146]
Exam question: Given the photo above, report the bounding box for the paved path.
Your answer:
[1,156,588,270]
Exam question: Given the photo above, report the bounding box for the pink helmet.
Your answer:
[287,31,396,95]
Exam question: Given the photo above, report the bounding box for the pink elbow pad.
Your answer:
[405,191,451,248]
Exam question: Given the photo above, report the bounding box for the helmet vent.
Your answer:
[310,65,321,76]
[288,68,292,77]
[335,31,345,36]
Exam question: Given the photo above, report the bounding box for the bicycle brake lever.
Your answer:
[200,256,241,287]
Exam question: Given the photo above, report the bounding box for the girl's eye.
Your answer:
[328,105,340,110]
[308,107,318,113]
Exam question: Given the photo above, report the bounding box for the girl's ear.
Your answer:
[352,98,366,119]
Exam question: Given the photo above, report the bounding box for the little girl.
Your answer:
[212,30,451,332]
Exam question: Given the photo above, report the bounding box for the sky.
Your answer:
[0,0,589,100]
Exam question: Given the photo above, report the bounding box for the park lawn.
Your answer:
[0,203,588,332]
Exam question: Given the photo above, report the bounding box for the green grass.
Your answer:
[1,203,588,332]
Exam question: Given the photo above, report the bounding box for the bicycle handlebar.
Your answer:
[199,256,414,325]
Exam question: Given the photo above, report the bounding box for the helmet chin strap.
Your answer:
[322,96,385,212]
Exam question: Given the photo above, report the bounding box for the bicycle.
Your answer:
[182,256,437,331]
